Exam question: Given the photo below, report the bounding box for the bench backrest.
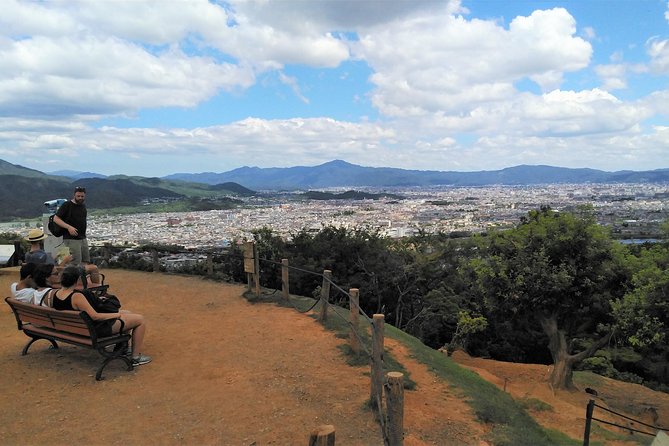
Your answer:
[5,297,93,337]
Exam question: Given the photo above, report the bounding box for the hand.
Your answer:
[68,226,78,236]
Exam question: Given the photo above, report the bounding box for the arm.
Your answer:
[71,292,120,321]
[53,214,78,237]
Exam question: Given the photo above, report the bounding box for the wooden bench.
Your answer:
[5,297,133,380]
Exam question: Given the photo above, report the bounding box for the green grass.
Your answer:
[385,327,581,446]
[245,288,581,445]
[518,396,553,412]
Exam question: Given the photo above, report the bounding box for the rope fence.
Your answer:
[583,399,667,445]
[127,242,405,446]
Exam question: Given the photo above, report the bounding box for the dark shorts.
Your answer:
[94,319,115,338]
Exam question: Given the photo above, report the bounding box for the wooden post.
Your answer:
[152,249,160,272]
[319,270,332,322]
[385,372,404,446]
[206,252,213,276]
[370,314,385,409]
[243,241,255,292]
[282,258,289,300]
[253,242,260,297]
[583,399,595,446]
[349,288,360,354]
[308,424,335,446]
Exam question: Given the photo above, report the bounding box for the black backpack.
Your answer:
[48,214,66,237]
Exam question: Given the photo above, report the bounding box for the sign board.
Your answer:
[244,258,255,273]
[243,242,255,274]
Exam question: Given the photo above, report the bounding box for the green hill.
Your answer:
[0,159,255,220]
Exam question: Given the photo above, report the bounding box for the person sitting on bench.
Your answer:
[23,228,102,288]
[51,265,152,366]
[11,263,37,303]
[32,263,59,306]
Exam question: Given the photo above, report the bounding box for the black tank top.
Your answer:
[52,290,77,311]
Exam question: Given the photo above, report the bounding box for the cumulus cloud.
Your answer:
[355,7,591,119]
[647,36,669,74]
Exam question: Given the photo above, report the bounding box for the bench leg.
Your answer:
[22,337,58,355]
[95,353,133,381]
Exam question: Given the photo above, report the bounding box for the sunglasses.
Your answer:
[74,187,86,192]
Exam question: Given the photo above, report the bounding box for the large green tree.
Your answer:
[471,207,626,390]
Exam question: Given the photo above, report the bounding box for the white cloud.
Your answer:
[0,34,255,118]
[595,64,628,90]
[355,7,591,120]
[647,36,669,74]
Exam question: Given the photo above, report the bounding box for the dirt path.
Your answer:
[0,269,488,446]
[2,268,666,446]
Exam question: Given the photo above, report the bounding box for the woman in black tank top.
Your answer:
[52,265,152,366]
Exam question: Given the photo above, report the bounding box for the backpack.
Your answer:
[48,214,66,237]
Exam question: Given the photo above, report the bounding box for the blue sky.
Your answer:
[1,0,668,177]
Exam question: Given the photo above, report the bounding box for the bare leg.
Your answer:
[112,313,147,355]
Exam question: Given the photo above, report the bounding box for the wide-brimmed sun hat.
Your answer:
[25,228,48,242]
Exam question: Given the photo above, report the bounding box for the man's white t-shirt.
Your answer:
[10,283,35,303]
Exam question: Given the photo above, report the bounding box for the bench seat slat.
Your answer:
[25,325,94,346]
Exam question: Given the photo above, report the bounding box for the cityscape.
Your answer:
[78,182,669,249]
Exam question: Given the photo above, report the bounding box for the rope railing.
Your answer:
[106,244,404,445]
[247,246,399,445]
[583,399,666,445]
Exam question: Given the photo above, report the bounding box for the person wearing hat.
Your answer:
[24,228,102,287]
[24,228,56,265]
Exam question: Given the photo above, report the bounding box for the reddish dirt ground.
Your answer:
[1,267,667,445]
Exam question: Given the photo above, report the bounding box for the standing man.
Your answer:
[53,186,89,265]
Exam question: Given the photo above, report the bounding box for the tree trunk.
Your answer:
[540,315,613,391]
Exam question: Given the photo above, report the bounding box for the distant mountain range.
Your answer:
[2,158,668,220]
[301,190,404,201]
[164,160,669,189]
[49,169,107,180]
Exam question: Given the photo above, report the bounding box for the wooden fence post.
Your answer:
[319,270,332,322]
[282,258,290,300]
[152,249,160,272]
[349,288,360,354]
[253,242,260,296]
[370,314,385,409]
[583,399,595,446]
[243,241,254,292]
[206,252,213,276]
[385,372,404,446]
[308,424,335,446]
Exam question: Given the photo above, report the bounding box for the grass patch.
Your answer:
[517,396,553,412]
[589,422,648,445]
[385,326,582,446]
[246,288,581,445]
[574,370,605,389]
